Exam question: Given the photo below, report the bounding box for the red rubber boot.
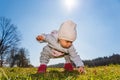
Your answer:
[37,64,47,73]
[64,63,73,71]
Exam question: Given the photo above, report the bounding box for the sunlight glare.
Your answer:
[64,0,77,12]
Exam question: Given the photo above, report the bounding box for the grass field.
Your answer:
[0,65,120,80]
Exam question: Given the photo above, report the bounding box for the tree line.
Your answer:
[48,54,120,68]
[0,17,32,67]
[83,53,120,67]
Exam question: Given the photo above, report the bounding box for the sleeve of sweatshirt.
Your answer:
[68,45,84,67]
[39,33,55,44]
[38,30,58,43]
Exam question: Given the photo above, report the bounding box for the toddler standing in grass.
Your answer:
[36,20,84,73]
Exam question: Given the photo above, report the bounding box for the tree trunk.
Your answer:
[0,56,3,67]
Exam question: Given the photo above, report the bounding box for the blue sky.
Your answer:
[0,0,120,67]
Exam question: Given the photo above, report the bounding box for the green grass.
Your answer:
[0,65,120,80]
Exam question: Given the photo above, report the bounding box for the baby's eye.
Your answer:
[66,41,72,43]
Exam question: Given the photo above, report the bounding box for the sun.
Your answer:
[64,0,77,12]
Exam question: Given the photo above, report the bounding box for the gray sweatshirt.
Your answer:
[39,30,84,67]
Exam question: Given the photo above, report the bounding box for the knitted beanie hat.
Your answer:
[58,20,77,41]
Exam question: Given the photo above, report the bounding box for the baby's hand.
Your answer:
[36,35,44,41]
[78,66,85,74]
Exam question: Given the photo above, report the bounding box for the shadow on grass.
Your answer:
[30,70,80,80]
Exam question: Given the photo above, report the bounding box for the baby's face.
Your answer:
[59,39,72,48]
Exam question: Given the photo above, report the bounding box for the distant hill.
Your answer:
[48,54,120,67]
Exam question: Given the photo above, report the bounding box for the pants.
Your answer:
[40,46,71,64]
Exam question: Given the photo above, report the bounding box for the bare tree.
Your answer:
[15,48,30,67]
[6,48,30,67]
[0,17,20,67]
[6,47,18,67]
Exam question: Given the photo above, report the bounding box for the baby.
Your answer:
[36,20,84,73]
